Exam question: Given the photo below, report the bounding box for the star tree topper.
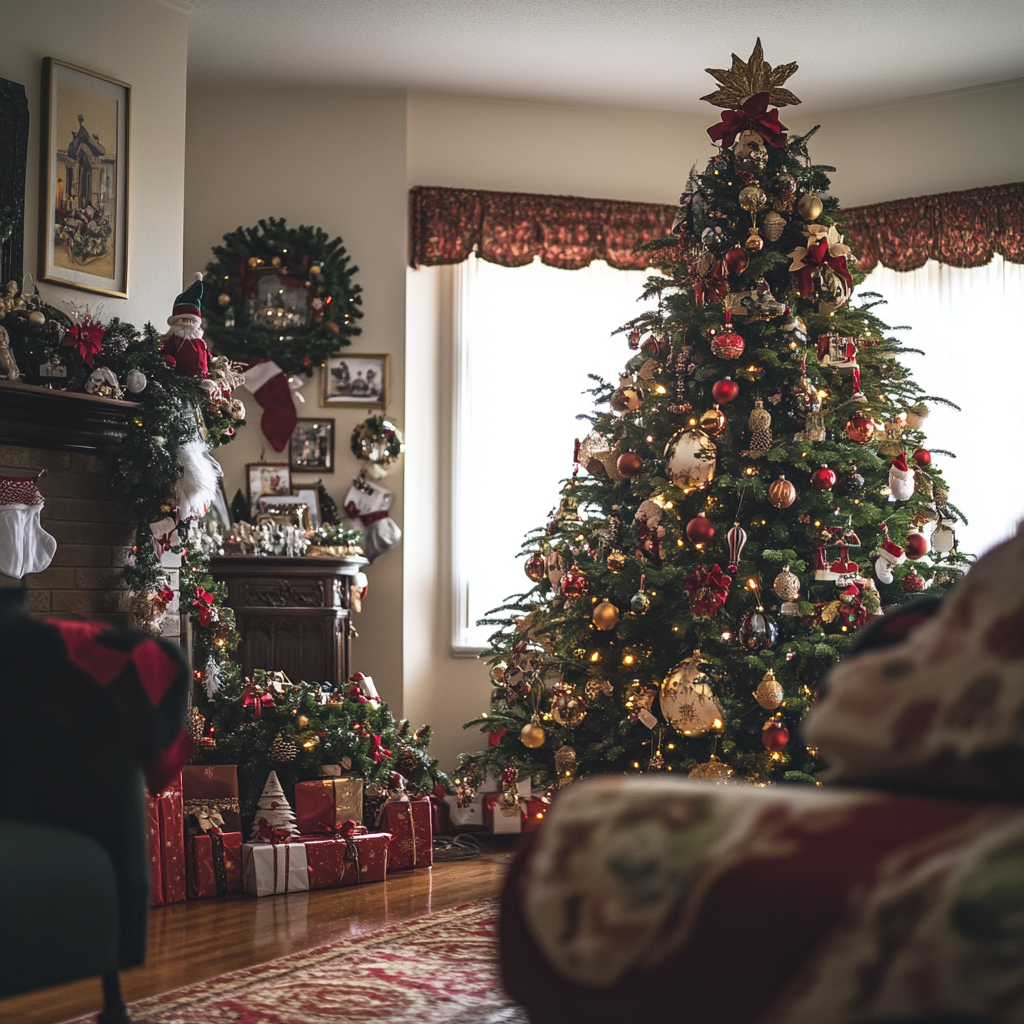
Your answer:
[701,38,802,108]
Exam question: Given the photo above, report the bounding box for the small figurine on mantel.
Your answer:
[160,273,211,378]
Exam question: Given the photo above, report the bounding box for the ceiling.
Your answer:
[185,0,1024,115]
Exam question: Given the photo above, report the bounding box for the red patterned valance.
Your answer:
[842,182,1024,273]
[409,186,677,271]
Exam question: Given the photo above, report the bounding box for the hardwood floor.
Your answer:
[1,853,510,1024]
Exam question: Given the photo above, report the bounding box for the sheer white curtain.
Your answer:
[862,255,1024,557]
[452,255,661,650]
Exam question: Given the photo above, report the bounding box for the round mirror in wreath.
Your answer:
[202,217,363,377]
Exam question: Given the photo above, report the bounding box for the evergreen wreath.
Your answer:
[202,217,363,376]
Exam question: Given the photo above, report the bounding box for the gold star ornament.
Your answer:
[701,38,801,109]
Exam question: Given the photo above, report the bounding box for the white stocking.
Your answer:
[0,478,57,578]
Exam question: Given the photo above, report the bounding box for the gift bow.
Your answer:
[707,93,788,148]
[256,818,294,844]
[241,679,276,718]
[683,563,733,618]
[792,237,853,300]
[344,502,390,526]
[62,322,104,369]
[691,258,727,308]
[192,804,225,831]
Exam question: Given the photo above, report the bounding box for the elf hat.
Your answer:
[891,452,910,473]
[169,272,204,324]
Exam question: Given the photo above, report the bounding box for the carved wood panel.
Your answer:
[242,578,324,608]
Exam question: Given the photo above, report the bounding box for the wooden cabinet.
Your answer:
[209,555,367,686]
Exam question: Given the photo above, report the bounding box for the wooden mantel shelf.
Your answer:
[0,380,139,452]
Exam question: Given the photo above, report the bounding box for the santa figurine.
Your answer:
[160,273,210,378]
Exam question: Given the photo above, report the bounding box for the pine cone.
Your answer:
[186,706,205,744]
[270,733,298,763]
[393,748,420,779]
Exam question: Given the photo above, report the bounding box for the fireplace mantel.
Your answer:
[0,380,138,453]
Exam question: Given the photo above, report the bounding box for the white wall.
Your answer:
[183,86,409,714]
[0,0,188,324]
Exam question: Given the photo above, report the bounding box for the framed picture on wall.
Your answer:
[289,417,334,473]
[39,57,130,298]
[321,354,388,409]
[247,462,291,516]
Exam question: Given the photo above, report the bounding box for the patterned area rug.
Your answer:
[68,899,527,1024]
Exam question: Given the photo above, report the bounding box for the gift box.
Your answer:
[294,777,364,834]
[444,793,485,829]
[521,798,549,833]
[303,829,392,889]
[428,793,452,836]
[147,773,186,906]
[378,797,433,870]
[241,841,309,897]
[484,792,525,834]
[181,764,241,833]
[186,830,243,899]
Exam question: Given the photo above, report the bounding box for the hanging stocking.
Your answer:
[0,478,57,578]
[343,477,401,562]
[242,359,297,452]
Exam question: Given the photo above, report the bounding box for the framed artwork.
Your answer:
[256,495,313,532]
[291,486,322,529]
[322,354,388,409]
[289,417,334,473]
[247,462,291,516]
[39,57,130,298]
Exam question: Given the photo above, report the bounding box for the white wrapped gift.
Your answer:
[242,841,309,897]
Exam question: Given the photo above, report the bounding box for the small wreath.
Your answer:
[202,217,363,376]
[350,415,405,477]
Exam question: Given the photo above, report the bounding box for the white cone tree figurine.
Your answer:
[249,770,299,841]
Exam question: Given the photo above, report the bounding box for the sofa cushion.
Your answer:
[804,528,1024,799]
[0,819,119,998]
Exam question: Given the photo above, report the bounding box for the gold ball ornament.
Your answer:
[521,720,546,749]
[217,293,232,307]
[768,475,797,509]
[28,310,46,325]
[661,652,723,738]
[309,264,322,276]
[610,378,644,415]
[797,194,823,220]
[744,228,764,253]
[663,428,717,491]
[688,755,734,783]
[739,185,767,213]
[525,552,546,582]
[592,599,620,631]
[699,405,727,437]
[753,669,785,710]
[606,550,627,573]
[773,565,801,602]
[271,256,283,267]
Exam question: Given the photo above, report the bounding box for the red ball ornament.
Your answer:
[762,722,790,752]
[616,451,643,478]
[811,465,837,490]
[724,246,750,276]
[905,532,929,560]
[845,411,874,443]
[686,513,715,544]
[913,449,932,468]
[560,564,589,599]
[712,377,740,404]
[902,570,925,592]
[710,330,745,360]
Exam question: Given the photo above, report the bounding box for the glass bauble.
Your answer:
[525,552,546,581]
[686,513,715,544]
[606,550,627,573]
[700,406,727,436]
[739,185,767,212]
[762,721,790,752]
[773,565,801,602]
[688,755,734,782]
[610,380,644,414]
[664,428,716,491]
[661,654,722,737]
[753,669,784,710]
[712,377,739,404]
[710,329,745,360]
[768,475,796,508]
[560,564,588,599]
[520,721,546,748]
[811,465,837,490]
[739,609,778,650]
[592,599,620,631]
[630,590,651,615]
[797,194,823,220]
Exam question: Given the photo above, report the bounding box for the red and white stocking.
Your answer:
[0,478,57,578]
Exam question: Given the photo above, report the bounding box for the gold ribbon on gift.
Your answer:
[187,804,225,831]
[405,803,417,867]
[184,797,239,817]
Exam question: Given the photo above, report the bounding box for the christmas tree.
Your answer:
[460,40,968,793]
[249,771,299,840]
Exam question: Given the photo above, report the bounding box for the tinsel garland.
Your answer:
[201,217,363,376]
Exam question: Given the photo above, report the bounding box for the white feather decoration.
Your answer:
[176,438,222,521]
[203,655,224,698]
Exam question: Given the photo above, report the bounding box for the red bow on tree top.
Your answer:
[62,322,104,368]
[707,93,788,149]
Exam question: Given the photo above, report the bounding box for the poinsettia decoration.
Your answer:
[61,320,104,368]
[683,563,733,618]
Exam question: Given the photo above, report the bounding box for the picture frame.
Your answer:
[289,417,334,473]
[290,486,322,530]
[39,57,130,298]
[247,462,291,516]
[321,354,388,409]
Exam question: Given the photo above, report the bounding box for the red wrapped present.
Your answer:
[186,829,243,899]
[181,764,242,833]
[147,772,186,906]
[428,791,452,836]
[484,792,525,834]
[378,797,433,870]
[303,824,392,889]
[294,777,364,834]
[521,798,548,833]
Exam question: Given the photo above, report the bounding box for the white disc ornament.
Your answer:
[660,652,723,738]
[125,368,148,393]
[931,519,956,555]
[663,428,716,491]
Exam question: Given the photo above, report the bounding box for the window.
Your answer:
[862,255,1024,556]
[451,255,661,651]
